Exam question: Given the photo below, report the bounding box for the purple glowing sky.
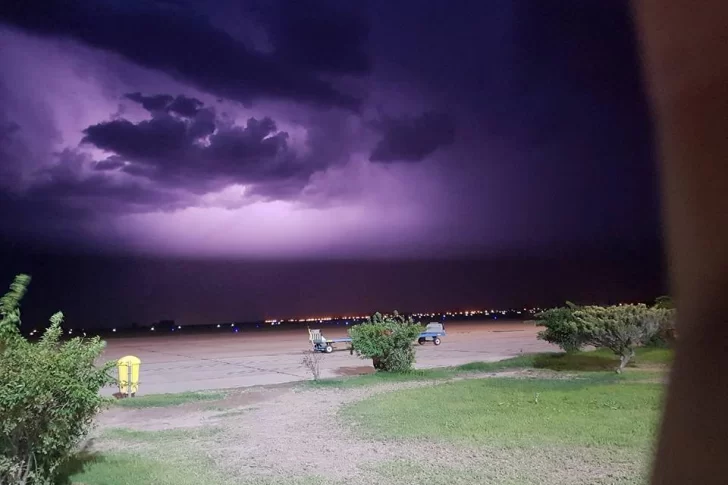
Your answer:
[0,0,659,259]
[0,1,667,326]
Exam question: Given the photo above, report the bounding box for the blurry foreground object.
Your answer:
[631,2,728,484]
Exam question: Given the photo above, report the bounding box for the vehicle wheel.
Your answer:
[325,345,333,353]
[433,337,441,346]
[418,337,426,345]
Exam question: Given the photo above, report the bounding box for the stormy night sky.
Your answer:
[0,0,665,328]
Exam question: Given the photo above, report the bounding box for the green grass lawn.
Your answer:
[309,347,672,388]
[68,349,669,485]
[531,347,672,372]
[63,453,234,485]
[113,390,226,408]
[338,355,667,484]
[342,375,663,449]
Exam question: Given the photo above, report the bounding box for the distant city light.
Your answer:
[112,328,116,332]
[106,307,538,332]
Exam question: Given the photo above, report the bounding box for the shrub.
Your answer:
[647,297,677,346]
[654,295,674,309]
[0,275,115,485]
[300,350,324,381]
[571,304,669,373]
[535,303,587,352]
[348,312,423,372]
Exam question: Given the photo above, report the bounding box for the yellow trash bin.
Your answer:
[117,355,141,397]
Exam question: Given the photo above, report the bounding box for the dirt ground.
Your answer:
[101,320,557,395]
[95,371,643,485]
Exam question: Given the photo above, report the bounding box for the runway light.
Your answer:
[151,327,155,331]
[112,328,116,332]
[177,325,182,329]
[217,324,221,328]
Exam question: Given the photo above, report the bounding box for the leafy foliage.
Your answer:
[647,298,677,347]
[0,274,30,349]
[535,303,587,352]
[538,302,675,372]
[348,312,423,372]
[654,295,674,309]
[571,304,673,372]
[0,275,115,484]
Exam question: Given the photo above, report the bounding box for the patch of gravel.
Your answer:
[209,380,443,478]
[98,407,213,431]
[97,387,286,431]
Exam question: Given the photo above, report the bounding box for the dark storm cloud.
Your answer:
[83,116,191,161]
[34,154,181,213]
[0,0,363,110]
[82,95,306,193]
[0,0,662,262]
[125,92,204,117]
[253,0,371,75]
[94,156,125,171]
[168,95,204,118]
[125,93,174,113]
[0,121,23,182]
[0,148,182,251]
[369,111,455,162]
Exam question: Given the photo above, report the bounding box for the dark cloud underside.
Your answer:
[0,0,364,110]
[370,111,455,162]
[83,95,305,192]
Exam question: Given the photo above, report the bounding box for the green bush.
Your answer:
[646,297,677,346]
[0,275,115,485]
[571,304,672,373]
[538,302,676,371]
[535,303,586,352]
[348,312,423,372]
[654,295,674,309]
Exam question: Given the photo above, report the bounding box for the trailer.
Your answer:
[417,322,446,346]
[308,328,352,353]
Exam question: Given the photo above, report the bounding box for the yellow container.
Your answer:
[117,355,141,396]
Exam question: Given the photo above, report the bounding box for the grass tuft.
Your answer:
[102,426,222,442]
[67,452,235,485]
[307,368,453,388]
[113,391,225,408]
[308,348,671,388]
[454,354,537,372]
[532,347,672,372]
